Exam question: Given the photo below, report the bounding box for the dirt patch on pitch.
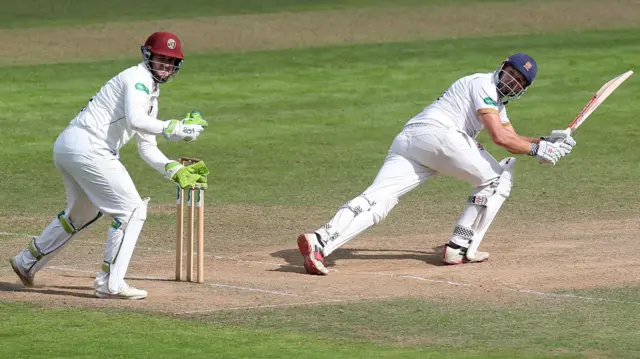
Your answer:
[1,0,639,66]
[1,202,638,315]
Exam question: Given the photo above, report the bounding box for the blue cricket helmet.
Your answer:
[493,52,538,102]
[504,53,537,85]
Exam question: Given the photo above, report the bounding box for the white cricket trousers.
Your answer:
[13,125,144,292]
[317,121,504,256]
[53,125,143,221]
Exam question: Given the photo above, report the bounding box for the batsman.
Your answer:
[9,31,209,299]
[298,53,577,275]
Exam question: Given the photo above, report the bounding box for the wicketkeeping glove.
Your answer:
[182,110,209,127]
[164,161,209,189]
[162,110,208,142]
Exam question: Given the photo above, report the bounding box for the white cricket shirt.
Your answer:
[61,63,171,173]
[406,72,510,138]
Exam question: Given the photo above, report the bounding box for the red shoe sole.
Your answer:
[297,234,328,275]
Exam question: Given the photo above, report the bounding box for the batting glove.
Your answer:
[529,140,566,165]
[540,129,576,154]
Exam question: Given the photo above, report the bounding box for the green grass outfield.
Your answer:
[1,287,638,359]
[1,1,639,358]
[1,0,527,28]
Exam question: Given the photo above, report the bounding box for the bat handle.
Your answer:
[552,128,573,146]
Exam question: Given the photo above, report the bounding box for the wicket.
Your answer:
[175,157,205,283]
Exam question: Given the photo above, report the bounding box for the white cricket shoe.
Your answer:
[442,242,489,265]
[95,283,147,300]
[9,256,35,287]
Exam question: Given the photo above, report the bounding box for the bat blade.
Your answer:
[567,70,633,134]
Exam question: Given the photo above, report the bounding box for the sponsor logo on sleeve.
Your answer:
[483,97,498,106]
[135,83,150,95]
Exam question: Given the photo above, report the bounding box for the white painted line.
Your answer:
[0,232,36,237]
[47,266,305,298]
[382,273,640,305]
[0,231,303,269]
[398,275,473,287]
[204,283,304,297]
[47,266,91,274]
[78,239,302,269]
[45,266,640,305]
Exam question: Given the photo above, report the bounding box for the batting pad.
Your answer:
[467,157,515,259]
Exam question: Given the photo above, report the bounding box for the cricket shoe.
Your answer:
[442,242,489,265]
[9,256,35,287]
[297,233,329,275]
[95,283,147,300]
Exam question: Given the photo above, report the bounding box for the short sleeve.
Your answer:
[499,106,510,124]
[470,78,500,115]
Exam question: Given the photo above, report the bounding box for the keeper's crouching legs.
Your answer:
[10,209,103,287]
[443,157,516,265]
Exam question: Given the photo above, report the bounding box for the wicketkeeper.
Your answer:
[297,53,577,275]
[9,31,209,299]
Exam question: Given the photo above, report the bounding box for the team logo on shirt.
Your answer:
[135,83,150,95]
[167,39,177,49]
[483,97,497,106]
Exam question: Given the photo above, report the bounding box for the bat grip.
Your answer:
[552,128,573,146]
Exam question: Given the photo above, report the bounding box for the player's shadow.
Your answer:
[59,273,178,283]
[0,281,96,299]
[269,245,445,274]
